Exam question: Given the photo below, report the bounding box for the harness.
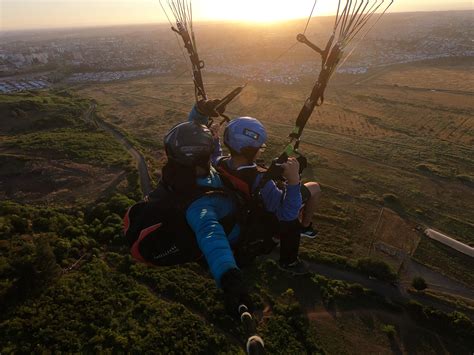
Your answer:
[124,180,236,266]
[215,157,279,261]
[215,156,267,200]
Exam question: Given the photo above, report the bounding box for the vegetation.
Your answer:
[0,91,89,133]
[303,251,398,283]
[1,57,473,353]
[0,199,240,353]
[405,301,474,349]
[4,127,130,167]
[412,276,427,291]
[381,324,396,338]
[0,92,131,169]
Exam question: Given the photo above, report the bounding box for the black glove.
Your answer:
[196,99,225,118]
[265,158,285,181]
[221,268,253,317]
[297,154,308,174]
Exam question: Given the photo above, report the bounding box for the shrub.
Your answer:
[355,257,397,282]
[456,174,474,186]
[9,215,29,234]
[0,217,13,237]
[33,216,51,232]
[107,194,135,216]
[381,324,396,338]
[416,163,441,175]
[98,227,116,243]
[412,276,427,291]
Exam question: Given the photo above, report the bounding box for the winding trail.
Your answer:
[85,103,153,195]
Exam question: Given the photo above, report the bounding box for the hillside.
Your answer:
[0,92,136,204]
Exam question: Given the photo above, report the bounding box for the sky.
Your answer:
[1,0,472,31]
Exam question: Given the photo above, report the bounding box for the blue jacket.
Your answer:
[189,105,302,222]
[218,160,302,221]
[185,166,240,286]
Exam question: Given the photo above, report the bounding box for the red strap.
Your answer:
[216,165,251,199]
[131,223,162,263]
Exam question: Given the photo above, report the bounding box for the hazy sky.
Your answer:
[1,0,472,31]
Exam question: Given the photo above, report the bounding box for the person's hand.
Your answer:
[209,122,221,139]
[281,157,300,185]
[197,99,225,117]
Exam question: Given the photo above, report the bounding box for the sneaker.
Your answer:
[300,223,319,238]
[278,258,311,275]
[272,235,280,247]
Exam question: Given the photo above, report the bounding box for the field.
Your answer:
[73,56,474,286]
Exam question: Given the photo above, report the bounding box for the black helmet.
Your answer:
[164,122,214,167]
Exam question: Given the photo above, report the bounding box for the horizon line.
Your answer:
[1,8,472,34]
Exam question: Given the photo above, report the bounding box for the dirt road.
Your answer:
[85,104,153,195]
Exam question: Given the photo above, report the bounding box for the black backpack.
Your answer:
[123,182,236,266]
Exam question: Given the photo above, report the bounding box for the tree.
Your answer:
[381,324,396,338]
[412,276,427,291]
[355,258,397,283]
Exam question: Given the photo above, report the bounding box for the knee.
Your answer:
[304,182,321,196]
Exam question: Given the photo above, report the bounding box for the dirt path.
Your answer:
[85,103,153,195]
[263,251,474,319]
[400,258,474,299]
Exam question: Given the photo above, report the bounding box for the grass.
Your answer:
[0,91,89,134]
[0,92,131,169]
[4,127,130,168]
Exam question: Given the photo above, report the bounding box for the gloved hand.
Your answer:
[221,268,254,317]
[297,154,308,174]
[265,158,285,182]
[196,99,225,117]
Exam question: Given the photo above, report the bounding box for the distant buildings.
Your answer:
[67,68,171,83]
[0,79,50,94]
[0,13,472,87]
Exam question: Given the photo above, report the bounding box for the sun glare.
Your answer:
[203,0,336,24]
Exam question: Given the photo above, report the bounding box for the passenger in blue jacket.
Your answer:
[160,121,252,313]
[189,101,320,274]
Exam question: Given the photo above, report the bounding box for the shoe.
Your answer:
[300,223,319,238]
[278,258,311,275]
[272,235,280,247]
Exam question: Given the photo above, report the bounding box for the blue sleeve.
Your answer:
[186,195,238,286]
[255,175,302,221]
[188,105,209,126]
[189,105,222,165]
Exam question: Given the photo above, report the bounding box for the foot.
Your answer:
[272,235,280,247]
[278,257,311,275]
[300,223,319,238]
